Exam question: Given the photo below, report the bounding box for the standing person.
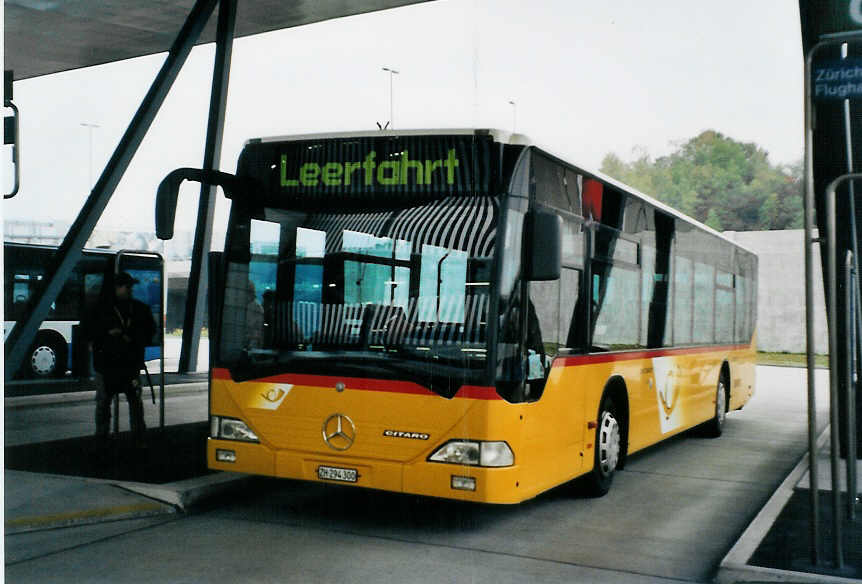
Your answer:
[91,272,155,448]
[245,280,264,349]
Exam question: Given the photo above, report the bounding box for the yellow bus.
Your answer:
[156,129,757,503]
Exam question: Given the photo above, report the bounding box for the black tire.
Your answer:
[583,395,622,497]
[702,374,728,438]
[27,334,67,378]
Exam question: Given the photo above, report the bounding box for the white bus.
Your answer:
[4,242,164,379]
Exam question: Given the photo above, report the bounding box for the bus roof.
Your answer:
[247,128,527,146]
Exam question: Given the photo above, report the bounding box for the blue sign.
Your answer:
[814,58,862,101]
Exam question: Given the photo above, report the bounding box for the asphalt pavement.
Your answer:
[4,365,861,583]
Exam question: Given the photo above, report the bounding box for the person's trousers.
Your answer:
[95,371,145,440]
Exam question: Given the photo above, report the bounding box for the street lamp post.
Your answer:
[382,67,399,129]
[508,100,517,134]
[80,122,100,189]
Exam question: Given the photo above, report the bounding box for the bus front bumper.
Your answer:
[207,438,524,504]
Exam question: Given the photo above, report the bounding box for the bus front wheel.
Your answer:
[584,395,621,497]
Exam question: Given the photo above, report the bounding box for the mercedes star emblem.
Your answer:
[322,413,356,451]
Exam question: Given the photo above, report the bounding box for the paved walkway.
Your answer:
[5,377,250,565]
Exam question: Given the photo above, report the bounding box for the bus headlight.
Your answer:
[429,440,514,467]
[211,416,259,443]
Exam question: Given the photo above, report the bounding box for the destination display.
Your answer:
[239,134,494,207]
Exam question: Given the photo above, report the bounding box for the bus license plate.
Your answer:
[317,465,358,483]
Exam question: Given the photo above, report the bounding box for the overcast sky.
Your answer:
[2,0,803,233]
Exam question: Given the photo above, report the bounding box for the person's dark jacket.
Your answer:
[90,298,155,375]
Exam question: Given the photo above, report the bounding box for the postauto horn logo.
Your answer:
[280,149,460,189]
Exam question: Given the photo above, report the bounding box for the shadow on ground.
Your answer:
[4,422,211,484]
[749,489,861,580]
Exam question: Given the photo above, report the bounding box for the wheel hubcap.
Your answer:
[598,410,620,476]
[31,345,56,376]
[717,381,727,426]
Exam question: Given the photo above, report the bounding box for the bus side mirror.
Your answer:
[156,168,252,240]
[524,208,561,281]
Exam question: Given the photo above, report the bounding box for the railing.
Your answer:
[804,31,862,570]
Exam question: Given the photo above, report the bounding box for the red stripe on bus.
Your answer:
[552,344,750,368]
[210,368,501,400]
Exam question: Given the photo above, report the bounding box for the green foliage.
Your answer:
[599,131,802,231]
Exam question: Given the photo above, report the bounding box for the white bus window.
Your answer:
[693,262,715,344]
[343,231,410,309]
[593,265,640,349]
[418,244,467,323]
[674,256,693,344]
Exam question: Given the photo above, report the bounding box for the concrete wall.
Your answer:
[723,230,828,354]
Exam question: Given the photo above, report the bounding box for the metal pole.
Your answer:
[841,44,859,271]
[113,395,119,435]
[848,252,858,521]
[382,67,399,128]
[843,42,860,521]
[178,0,236,374]
[854,258,862,518]
[803,41,822,567]
[3,0,219,381]
[841,48,860,516]
[161,272,166,428]
[825,177,844,569]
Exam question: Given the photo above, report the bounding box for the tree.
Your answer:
[599,131,802,231]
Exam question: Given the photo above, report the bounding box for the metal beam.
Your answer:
[178,0,236,373]
[3,0,219,381]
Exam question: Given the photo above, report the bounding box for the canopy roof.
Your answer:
[6,0,431,80]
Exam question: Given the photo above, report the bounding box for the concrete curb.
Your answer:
[117,472,253,511]
[715,427,858,584]
[4,471,250,534]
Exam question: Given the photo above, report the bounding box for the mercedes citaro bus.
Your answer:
[156,129,756,503]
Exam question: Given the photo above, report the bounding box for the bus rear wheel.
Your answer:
[703,374,728,438]
[27,334,67,378]
[584,395,621,497]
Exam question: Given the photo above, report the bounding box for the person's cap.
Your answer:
[114,272,139,287]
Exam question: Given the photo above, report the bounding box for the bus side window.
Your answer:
[592,262,640,350]
[674,256,693,345]
[561,267,581,351]
[693,261,715,344]
[11,277,31,319]
[84,273,104,312]
[11,273,47,318]
[54,272,82,321]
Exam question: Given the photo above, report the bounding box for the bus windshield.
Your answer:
[219,196,498,396]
